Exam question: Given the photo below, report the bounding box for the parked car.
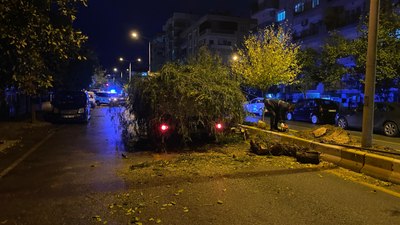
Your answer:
[87,91,96,108]
[336,102,400,137]
[243,97,264,116]
[51,90,91,123]
[286,98,339,124]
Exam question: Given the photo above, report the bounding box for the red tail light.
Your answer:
[160,124,169,132]
[215,123,223,130]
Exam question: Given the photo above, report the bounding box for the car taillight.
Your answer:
[215,123,223,130]
[160,124,169,132]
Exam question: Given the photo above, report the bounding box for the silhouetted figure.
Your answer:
[264,99,294,131]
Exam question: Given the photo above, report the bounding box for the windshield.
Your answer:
[53,91,87,107]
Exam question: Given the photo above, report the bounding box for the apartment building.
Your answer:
[162,13,200,62]
[179,14,257,63]
[253,0,368,49]
[252,0,399,103]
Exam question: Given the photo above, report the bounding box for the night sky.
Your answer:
[75,0,255,71]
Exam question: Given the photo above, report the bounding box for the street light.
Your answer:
[119,57,142,82]
[130,30,152,75]
[232,53,239,62]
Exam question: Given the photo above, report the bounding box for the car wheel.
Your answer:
[311,114,319,124]
[337,117,348,129]
[286,112,293,121]
[383,121,399,137]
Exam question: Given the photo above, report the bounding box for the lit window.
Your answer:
[277,10,286,22]
[294,2,305,13]
[312,0,320,8]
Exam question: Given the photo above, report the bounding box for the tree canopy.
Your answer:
[0,0,88,95]
[231,25,301,93]
[320,0,400,94]
[127,47,245,145]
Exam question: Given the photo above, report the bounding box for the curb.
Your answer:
[241,124,400,185]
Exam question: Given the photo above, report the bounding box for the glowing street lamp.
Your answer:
[119,57,142,81]
[130,30,151,74]
[232,53,239,62]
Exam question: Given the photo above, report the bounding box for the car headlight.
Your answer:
[78,108,85,113]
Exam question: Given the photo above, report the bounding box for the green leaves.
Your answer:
[128,47,245,144]
[231,24,301,92]
[320,1,400,94]
[0,0,88,95]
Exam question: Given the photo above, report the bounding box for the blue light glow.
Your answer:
[110,89,117,94]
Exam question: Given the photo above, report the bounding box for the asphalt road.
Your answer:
[0,108,400,225]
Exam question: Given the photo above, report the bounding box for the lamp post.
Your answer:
[112,67,118,83]
[361,0,380,148]
[130,31,152,75]
[119,57,142,82]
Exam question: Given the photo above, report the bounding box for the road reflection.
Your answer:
[90,106,125,153]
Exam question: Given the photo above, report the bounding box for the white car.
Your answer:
[95,92,119,106]
[243,97,265,116]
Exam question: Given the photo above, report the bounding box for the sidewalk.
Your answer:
[0,112,54,154]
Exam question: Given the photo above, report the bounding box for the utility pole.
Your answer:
[361,0,380,148]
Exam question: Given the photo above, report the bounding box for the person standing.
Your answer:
[264,99,294,131]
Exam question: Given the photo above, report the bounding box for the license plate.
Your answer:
[63,115,75,118]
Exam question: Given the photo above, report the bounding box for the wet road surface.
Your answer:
[0,108,399,224]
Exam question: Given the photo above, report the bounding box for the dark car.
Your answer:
[286,98,339,124]
[51,90,91,123]
[336,102,400,137]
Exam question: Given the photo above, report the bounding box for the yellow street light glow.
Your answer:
[137,58,142,62]
[232,54,239,61]
[131,31,139,39]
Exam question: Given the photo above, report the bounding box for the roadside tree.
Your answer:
[295,48,322,98]
[0,0,88,120]
[125,47,245,147]
[231,25,301,95]
[321,0,400,100]
[351,1,400,100]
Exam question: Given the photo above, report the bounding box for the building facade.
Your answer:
[150,12,257,70]
[180,14,257,63]
[161,13,200,63]
[252,0,399,104]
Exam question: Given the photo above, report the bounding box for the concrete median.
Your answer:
[361,153,394,182]
[241,124,400,185]
[390,159,400,184]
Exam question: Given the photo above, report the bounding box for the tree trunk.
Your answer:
[31,96,36,123]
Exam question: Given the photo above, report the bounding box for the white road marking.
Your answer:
[0,131,55,179]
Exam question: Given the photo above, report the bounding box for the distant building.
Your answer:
[150,12,257,70]
[162,13,200,62]
[150,33,166,72]
[252,0,369,49]
[180,14,257,63]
